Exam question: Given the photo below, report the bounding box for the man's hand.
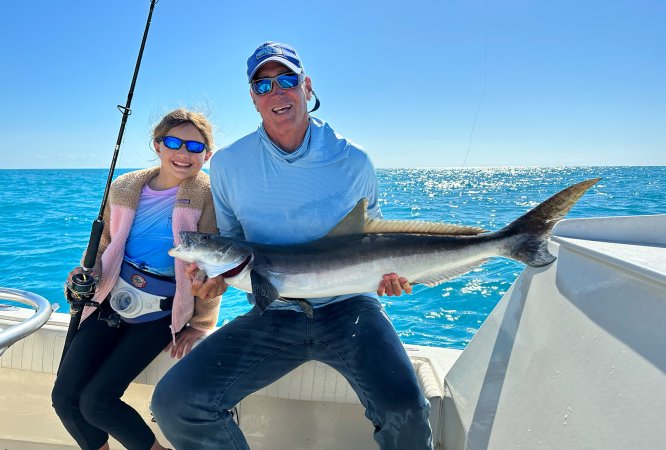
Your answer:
[164,326,206,359]
[186,263,228,300]
[377,273,412,297]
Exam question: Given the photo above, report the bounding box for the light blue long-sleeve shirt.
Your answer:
[210,117,381,311]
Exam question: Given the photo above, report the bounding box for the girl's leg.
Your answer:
[78,315,172,450]
[52,316,123,450]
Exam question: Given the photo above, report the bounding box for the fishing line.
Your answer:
[410,285,431,296]
[462,0,488,168]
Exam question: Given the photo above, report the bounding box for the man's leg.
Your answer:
[151,307,308,450]
[312,296,433,450]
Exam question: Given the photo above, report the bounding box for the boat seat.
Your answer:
[136,348,444,405]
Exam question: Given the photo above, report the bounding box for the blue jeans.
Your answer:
[151,296,432,449]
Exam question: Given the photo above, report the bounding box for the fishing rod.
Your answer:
[60,0,159,371]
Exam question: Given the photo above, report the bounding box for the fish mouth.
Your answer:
[167,246,186,259]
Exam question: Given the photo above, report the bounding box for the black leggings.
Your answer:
[52,308,172,450]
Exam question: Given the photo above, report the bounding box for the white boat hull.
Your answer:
[444,215,666,450]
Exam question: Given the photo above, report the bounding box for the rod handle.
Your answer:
[82,219,104,270]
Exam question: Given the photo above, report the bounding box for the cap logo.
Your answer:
[131,273,147,288]
[256,45,282,59]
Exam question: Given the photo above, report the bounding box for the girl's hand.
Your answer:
[377,273,412,297]
[165,326,206,359]
[186,263,228,300]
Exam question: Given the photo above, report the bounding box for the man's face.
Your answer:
[250,61,312,133]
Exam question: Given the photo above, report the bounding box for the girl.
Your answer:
[52,109,221,450]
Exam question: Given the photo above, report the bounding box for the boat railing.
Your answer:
[0,288,55,357]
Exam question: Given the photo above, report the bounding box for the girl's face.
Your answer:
[153,123,211,188]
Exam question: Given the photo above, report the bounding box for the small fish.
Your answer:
[170,179,599,312]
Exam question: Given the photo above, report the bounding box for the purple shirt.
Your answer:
[124,183,178,277]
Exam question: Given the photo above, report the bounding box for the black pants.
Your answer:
[52,308,172,450]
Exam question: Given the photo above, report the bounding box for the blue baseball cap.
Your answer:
[247,42,305,81]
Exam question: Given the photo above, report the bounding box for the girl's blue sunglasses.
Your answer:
[250,73,303,96]
[160,136,206,153]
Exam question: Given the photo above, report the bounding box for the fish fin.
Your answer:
[326,199,367,237]
[500,178,600,267]
[325,198,486,237]
[250,270,280,312]
[412,261,486,287]
[364,218,487,236]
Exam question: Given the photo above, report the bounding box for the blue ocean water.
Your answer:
[0,167,663,349]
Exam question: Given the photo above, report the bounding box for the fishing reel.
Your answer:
[65,272,98,313]
[65,272,121,328]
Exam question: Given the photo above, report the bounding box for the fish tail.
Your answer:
[498,178,600,267]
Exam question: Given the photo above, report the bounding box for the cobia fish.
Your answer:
[169,178,599,313]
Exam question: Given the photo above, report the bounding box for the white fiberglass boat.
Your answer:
[1,214,665,449]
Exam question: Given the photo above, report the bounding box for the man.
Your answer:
[151,42,433,449]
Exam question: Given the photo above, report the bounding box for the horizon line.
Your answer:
[2,164,665,171]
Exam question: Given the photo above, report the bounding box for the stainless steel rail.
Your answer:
[0,288,54,357]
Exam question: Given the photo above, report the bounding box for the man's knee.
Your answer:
[152,372,225,435]
[370,382,431,428]
[151,370,199,421]
[151,375,176,423]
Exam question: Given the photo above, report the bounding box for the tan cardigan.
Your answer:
[81,166,220,334]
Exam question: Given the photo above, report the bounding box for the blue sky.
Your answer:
[1,0,664,169]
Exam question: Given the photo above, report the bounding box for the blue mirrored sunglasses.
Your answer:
[160,136,206,153]
[250,73,303,96]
